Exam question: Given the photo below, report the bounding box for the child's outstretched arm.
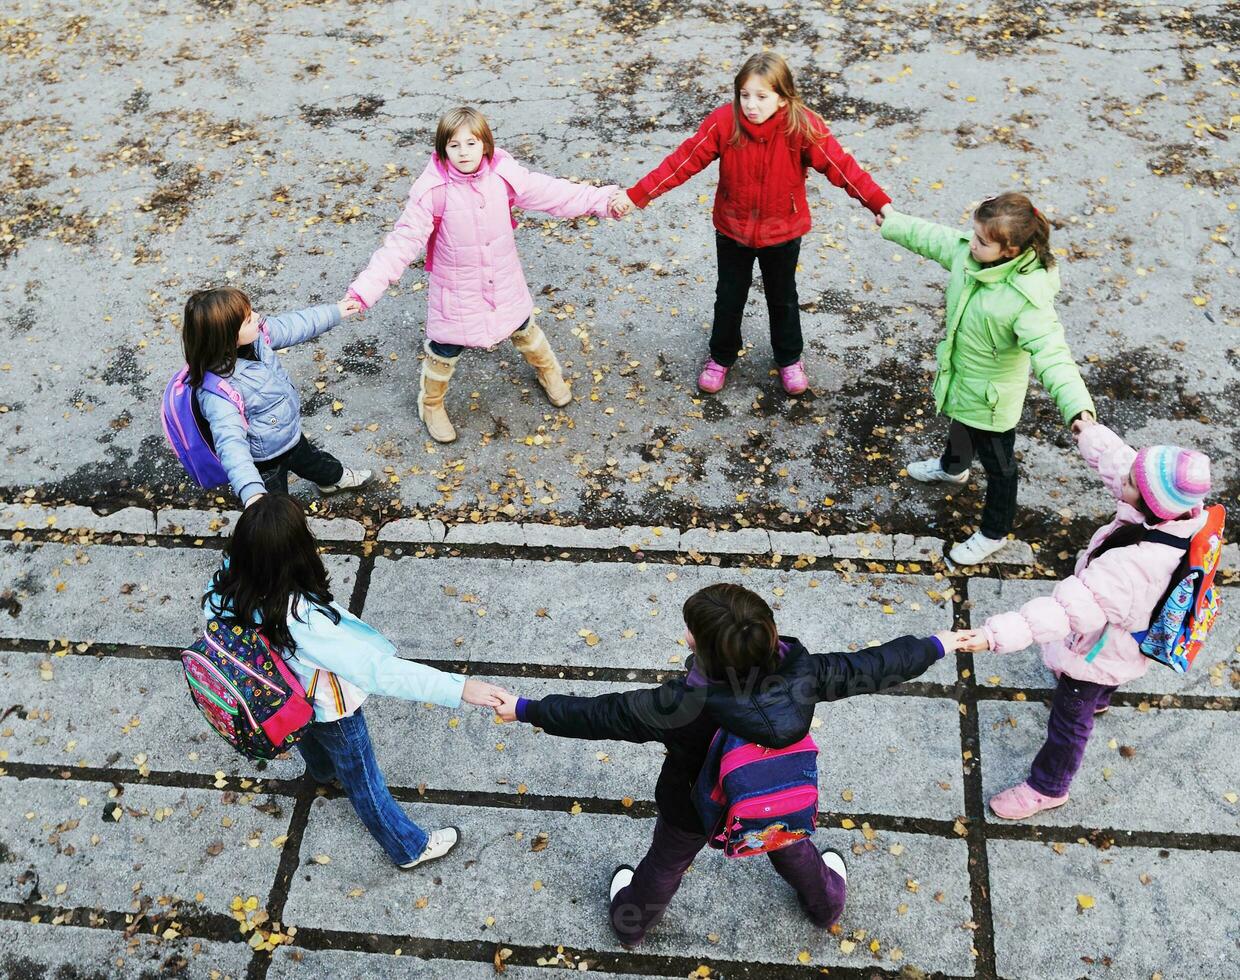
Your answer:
[196,394,265,506]
[803,120,890,218]
[624,107,725,211]
[1073,419,1137,503]
[496,683,688,743]
[1012,304,1095,427]
[500,158,618,220]
[262,301,355,351]
[811,633,952,701]
[879,209,969,270]
[347,189,436,311]
[984,536,1180,655]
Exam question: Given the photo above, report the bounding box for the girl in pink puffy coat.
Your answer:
[348,107,618,443]
[972,417,1212,819]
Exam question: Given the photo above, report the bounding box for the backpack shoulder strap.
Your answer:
[198,373,249,429]
[430,184,447,220]
[1143,529,1191,550]
[493,173,519,229]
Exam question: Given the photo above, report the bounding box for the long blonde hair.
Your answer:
[729,52,825,148]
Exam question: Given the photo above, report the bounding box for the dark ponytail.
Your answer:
[974,192,1055,271]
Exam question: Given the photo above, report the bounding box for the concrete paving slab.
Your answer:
[977,702,1239,835]
[376,518,447,543]
[155,508,242,537]
[0,919,252,980]
[1,503,156,536]
[967,579,1239,697]
[0,650,302,781]
[521,523,619,550]
[989,840,1240,980]
[364,557,958,684]
[284,801,974,974]
[0,542,358,646]
[766,530,835,558]
[679,527,771,555]
[268,946,685,979]
[362,683,964,820]
[443,523,527,547]
[617,525,680,552]
[0,777,287,914]
[827,534,895,560]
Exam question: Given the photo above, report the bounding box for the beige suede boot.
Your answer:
[511,320,571,407]
[418,348,459,443]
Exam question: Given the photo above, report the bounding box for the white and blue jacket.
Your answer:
[203,580,466,723]
[196,303,340,503]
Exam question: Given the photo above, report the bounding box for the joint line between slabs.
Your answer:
[951,581,1001,980]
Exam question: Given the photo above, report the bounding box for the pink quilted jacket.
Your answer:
[349,149,616,348]
[982,424,1205,686]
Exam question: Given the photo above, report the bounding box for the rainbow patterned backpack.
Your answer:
[1135,504,1226,673]
[181,619,315,759]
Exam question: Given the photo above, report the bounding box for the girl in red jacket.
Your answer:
[612,52,891,395]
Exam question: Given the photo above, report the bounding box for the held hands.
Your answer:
[608,190,634,219]
[461,678,511,709]
[876,203,894,228]
[494,690,520,723]
[338,296,364,320]
[1070,411,1096,440]
[935,629,989,654]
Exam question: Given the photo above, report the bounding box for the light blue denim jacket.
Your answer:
[196,303,341,503]
[203,575,466,722]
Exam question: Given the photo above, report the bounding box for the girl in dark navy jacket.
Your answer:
[496,583,976,948]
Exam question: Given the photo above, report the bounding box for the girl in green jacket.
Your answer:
[878,192,1096,565]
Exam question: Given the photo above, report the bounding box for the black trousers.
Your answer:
[257,434,344,495]
[710,232,803,368]
[939,419,1018,539]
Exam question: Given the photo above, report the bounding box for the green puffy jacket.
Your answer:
[881,210,1095,432]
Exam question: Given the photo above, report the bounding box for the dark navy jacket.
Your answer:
[519,634,943,832]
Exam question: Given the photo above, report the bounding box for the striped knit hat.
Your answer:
[1133,445,1211,521]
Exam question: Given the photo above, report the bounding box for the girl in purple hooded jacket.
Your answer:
[348,106,618,444]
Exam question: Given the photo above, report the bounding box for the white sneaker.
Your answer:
[399,827,459,870]
[907,457,969,484]
[318,467,372,494]
[821,849,847,884]
[609,865,635,901]
[949,531,1010,566]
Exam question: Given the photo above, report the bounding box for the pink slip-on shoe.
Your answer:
[697,358,728,393]
[988,781,1069,820]
[779,360,809,395]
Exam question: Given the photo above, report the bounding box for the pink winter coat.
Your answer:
[348,149,616,349]
[982,424,1205,686]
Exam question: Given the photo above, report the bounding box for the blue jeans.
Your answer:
[296,708,428,865]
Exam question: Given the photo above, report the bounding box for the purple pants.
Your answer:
[1027,674,1118,798]
[609,816,846,947]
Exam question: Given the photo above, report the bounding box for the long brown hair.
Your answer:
[183,287,250,385]
[683,583,780,682]
[206,494,339,654]
[973,192,1055,271]
[729,52,825,149]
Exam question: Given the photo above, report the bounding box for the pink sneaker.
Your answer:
[988,781,1069,820]
[778,360,809,395]
[697,358,728,393]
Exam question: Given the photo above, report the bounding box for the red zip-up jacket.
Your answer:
[625,104,890,248]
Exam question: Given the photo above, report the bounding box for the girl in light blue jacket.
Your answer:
[183,286,371,505]
[203,494,509,869]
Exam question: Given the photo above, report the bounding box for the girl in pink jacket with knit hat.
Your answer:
[348,107,618,443]
[972,416,1212,819]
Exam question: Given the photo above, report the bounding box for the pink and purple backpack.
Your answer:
[160,367,248,489]
[181,619,315,760]
[691,729,819,858]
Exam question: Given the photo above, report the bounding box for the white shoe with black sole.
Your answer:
[609,865,635,900]
[399,827,459,870]
[318,466,372,494]
[821,848,847,883]
[906,457,970,484]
